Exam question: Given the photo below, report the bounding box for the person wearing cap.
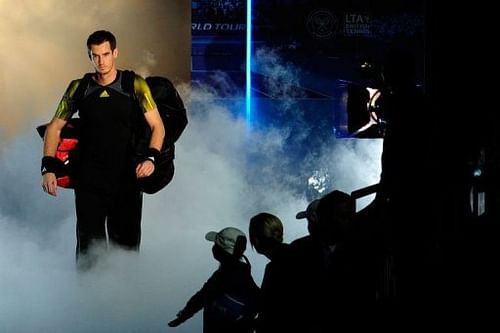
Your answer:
[168,227,260,333]
[290,190,371,329]
[248,212,296,333]
[294,190,355,247]
[295,199,320,234]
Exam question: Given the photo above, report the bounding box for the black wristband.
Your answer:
[144,148,161,164]
[41,156,60,175]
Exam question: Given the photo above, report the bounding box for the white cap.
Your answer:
[205,227,247,255]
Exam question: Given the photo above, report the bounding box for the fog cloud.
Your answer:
[0,2,381,332]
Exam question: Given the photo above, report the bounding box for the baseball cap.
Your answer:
[316,190,354,222]
[296,199,320,220]
[205,227,247,255]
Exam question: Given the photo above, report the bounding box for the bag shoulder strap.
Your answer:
[72,72,94,104]
[121,70,136,98]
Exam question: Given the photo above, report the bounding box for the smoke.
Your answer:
[0,2,382,332]
[254,47,306,111]
[1,82,381,333]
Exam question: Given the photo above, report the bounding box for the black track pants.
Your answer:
[75,185,143,260]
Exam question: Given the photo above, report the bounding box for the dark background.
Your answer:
[192,0,498,313]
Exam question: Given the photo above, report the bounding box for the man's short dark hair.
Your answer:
[87,30,117,50]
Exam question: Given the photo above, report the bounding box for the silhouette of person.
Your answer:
[248,212,295,333]
[291,190,371,330]
[168,227,260,333]
[357,46,431,306]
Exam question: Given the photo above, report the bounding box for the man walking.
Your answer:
[41,30,164,269]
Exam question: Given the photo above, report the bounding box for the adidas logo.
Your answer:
[99,90,110,98]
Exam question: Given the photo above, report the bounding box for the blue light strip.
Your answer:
[246,0,252,123]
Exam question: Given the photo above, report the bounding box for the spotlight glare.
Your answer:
[473,168,482,177]
[246,0,252,124]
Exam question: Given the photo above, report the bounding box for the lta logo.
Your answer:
[306,9,338,40]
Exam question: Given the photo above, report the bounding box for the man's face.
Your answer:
[88,41,118,75]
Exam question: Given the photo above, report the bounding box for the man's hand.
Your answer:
[136,159,155,178]
[42,173,58,196]
[167,309,189,328]
[136,147,160,178]
[167,317,184,327]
